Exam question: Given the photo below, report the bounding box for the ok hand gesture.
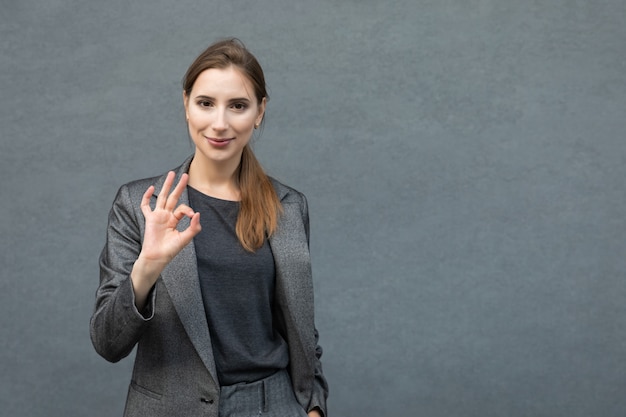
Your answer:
[131,171,201,310]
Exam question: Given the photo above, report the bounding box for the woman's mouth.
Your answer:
[205,136,234,147]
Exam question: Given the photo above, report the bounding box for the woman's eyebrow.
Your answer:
[228,97,251,103]
[194,95,251,102]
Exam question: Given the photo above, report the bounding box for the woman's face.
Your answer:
[184,66,265,168]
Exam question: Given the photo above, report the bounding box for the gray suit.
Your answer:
[90,156,328,417]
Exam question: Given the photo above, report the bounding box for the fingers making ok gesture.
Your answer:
[139,171,201,266]
[131,172,201,308]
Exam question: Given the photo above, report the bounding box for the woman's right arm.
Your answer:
[90,172,201,362]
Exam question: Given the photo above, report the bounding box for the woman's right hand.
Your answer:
[131,171,201,310]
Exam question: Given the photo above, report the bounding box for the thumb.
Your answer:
[178,212,202,245]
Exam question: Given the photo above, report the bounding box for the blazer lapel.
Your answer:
[268,193,315,363]
[151,157,219,386]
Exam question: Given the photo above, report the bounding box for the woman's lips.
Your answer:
[205,136,234,147]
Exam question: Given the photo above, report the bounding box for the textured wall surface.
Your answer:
[1,1,625,416]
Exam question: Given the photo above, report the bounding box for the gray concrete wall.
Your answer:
[1,1,625,416]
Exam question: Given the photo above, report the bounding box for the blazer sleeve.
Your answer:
[308,328,329,416]
[300,193,330,416]
[90,183,157,363]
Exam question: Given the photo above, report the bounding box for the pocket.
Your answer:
[129,380,163,400]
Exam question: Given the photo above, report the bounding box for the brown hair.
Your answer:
[183,38,282,251]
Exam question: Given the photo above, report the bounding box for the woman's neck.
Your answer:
[187,155,241,201]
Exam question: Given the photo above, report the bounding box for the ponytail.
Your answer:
[236,145,282,251]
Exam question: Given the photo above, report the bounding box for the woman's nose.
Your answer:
[212,109,228,131]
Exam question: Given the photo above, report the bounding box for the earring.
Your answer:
[254,123,259,129]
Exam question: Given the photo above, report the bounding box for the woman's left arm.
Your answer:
[300,192,329,416]
[308,327,329,416]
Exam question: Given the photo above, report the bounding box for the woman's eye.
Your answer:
[232,102,248,111]
[198,100,212,107]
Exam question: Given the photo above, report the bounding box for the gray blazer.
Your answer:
[90,156,328,417]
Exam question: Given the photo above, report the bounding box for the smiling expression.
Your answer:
[184,66,266,168]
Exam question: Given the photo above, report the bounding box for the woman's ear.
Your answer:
[183,91,190,121]
[256,97,267,126]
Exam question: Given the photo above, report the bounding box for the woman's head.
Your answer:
[182,39,267,169]
[182,38,268,106]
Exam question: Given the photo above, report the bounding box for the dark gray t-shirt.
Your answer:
[187,186,289,386]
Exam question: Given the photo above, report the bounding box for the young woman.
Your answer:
[90,38,328,417]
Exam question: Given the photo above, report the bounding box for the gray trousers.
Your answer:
[218,370,308,417]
